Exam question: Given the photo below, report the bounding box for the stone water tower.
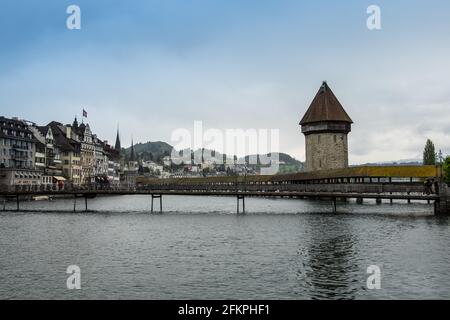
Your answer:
[300,82,353,172]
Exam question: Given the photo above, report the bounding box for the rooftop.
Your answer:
[299,82,353,125]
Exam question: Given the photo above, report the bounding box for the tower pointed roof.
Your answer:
[300,81,353,125]
[114,125,121,151]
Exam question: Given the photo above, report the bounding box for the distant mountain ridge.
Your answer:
[357,158,423,166]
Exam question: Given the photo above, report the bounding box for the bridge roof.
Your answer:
[136,165,440,185]
[272,165,440,182]
[300,82,353,125]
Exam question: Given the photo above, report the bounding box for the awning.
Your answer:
[53,176,66,181]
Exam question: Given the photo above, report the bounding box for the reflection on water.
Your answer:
[297,227,360,300]
[0,195,449,299]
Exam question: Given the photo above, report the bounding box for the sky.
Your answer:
[1,0,450,164]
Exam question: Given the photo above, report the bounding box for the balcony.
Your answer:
[12,153,29,160]
[12,144,29,150]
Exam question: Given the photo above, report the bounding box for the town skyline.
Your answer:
[0,96,441,166]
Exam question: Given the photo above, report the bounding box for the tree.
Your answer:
[443,156,450,185]
[423,139,436,165]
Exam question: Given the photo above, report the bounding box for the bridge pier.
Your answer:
[151,194,162,213]
[73,195,76,212]
[434,183,450,216]
[237,194,245,214]
[332,198,337,213]
[85,196,88,212]
[16,195,19,211]
[376,198,382,205]
[356,198,363,204]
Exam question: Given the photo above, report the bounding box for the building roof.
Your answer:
[0,116,35,142]
[36,126,50,137]
[47,121,80,152]
[299,82,353,125]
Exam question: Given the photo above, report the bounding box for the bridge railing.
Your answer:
[135,182,433,195]
[0,181,437,196]
[0,183,134,194]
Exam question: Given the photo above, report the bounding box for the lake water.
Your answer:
[0,195,449,299]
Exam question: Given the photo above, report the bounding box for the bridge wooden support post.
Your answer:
[73,195,76,212]
[376,198,382,205]
[85,196,88,212]
[389,178,393,204]
[237,195,245,214]
[332,198,337,213]
[356,198,363,204]
[16,195,19,211]
[151,194,162,214]
[434,183,450,216]
[2,197,6,211]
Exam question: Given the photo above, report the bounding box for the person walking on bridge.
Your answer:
[424,178,433,195]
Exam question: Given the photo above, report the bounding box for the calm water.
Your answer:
[0,195,449,300]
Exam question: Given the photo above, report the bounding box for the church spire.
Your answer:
[115,124,121,151]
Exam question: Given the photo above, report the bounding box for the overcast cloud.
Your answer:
[1,0,449,164]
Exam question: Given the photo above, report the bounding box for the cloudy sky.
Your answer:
[1,0,449,164]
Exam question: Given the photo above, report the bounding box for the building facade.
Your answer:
[104,144,121,185]
[122,139,138,187]
[93,135,108,180]
[72,118,95,185]
[300,82,353,172]
[48,122,82,185]
[29,124,64,185]
[1,115,123,187]
[0,117,42,187]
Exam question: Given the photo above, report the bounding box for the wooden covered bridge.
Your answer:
[1,165,449,215]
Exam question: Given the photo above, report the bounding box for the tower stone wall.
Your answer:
[305,132,348,172]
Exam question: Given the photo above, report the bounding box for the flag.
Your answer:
[82,109,87,118]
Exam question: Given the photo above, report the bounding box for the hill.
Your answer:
[124,142,304,173]
[124,141,173,162]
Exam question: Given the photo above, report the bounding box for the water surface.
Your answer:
[0,195,449,299]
